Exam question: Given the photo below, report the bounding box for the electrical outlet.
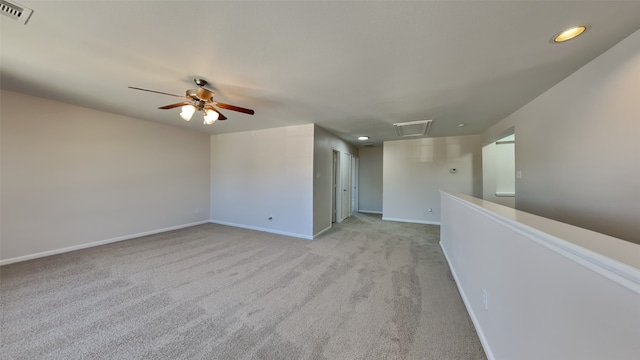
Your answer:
[482,289,489,310]
[195,208,200,214]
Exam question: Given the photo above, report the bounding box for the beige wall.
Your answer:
[312,125,358,236]
[1,90,211,262]
[357,147,383,213]
[383,135,482,224]
[485,29,640,244]
[211,124,314,238]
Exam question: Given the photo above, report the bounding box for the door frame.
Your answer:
[352,156,359,214]
[341,153,352,221]
[332,149,340,223]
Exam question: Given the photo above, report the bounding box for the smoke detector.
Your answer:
[0,0,33,24]
[393,120,432,137]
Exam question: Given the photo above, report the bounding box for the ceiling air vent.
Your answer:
[393,120,432,137]
[0,0,33,24]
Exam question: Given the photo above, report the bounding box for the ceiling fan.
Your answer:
[128,78,255,124]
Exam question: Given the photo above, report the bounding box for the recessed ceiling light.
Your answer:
[458,123,466,127]
[552,25,589,43]
[358,136,369,140]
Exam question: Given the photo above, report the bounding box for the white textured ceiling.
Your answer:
[2,1,639,146]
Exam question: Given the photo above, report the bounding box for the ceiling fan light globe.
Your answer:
[203,109,219,124]
[179,105,195,121]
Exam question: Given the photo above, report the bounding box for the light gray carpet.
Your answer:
[0,213,486,360]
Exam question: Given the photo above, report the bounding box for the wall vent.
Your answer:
[393,120,432,137]
[0,0,33,24]
[362,143,375,148]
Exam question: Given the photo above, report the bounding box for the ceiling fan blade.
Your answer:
[214,102,255,115]
[158,102,192,110]
[205,105,227,120]
[128,86,187,99]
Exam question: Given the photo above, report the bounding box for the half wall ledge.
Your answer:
[439,191,640,360]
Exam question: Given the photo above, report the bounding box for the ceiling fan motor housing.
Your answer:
[186,89,198,98]
[196,87,214,101]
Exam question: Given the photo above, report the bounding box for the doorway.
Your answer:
[351,157,359,214]
[332,150,354,223]
[482,132,515,208]
[332,150,339,223]
[341,153,352,220]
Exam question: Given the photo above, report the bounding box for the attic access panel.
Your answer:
[0,0,33,24]
[393,120,432,137]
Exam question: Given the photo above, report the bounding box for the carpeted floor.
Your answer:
[0,213,486,360]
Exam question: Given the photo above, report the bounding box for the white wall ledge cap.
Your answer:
[441,191,640,291]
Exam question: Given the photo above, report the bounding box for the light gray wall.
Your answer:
[485,29,640,244]
[383,135,482,224]
[211,124,314,239]
[357,147,383,213]
[1,90,211,262]
[313,125,358,236]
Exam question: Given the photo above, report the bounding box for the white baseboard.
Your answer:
[209,220,313,240]
[0,220,211,266]
[313,225,332,239]
[440,241,496,360]
[358,210,382,214]
[381,217,440,225]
